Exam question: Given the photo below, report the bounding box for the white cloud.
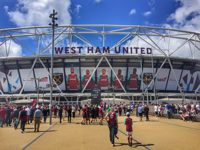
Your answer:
[129,9,136,15]
[94,0,102,3]
[167,0,200,32]
[143,11,152,17]
[75,4,82,14]
[0,40,22,57]
[5,0,71,26]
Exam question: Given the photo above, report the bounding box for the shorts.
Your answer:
[127,131,132,136]
[83,114,86,118]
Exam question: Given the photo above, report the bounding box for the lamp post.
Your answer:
[49,9,58,125]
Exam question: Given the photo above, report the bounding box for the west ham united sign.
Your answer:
[55,46,153,55]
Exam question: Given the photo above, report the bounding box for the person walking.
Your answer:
[25,106,30,124]
[34,105,42,132]
[72,105,76,118]
[124,112,133,146]
[13,107,20,129]
[30,106,35,124]
[67,105,72,123]
[105,107,118,147]
[58,106,63,124]
[5,106,12,126]
[42,106,48,123]
[137,104,143,121]
[144,105,149,121]
[19,106,27,133]
[0,106,6,128]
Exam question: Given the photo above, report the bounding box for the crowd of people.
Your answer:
[1,101,200,147]
[0,105,43,133]
[153,103,200,121]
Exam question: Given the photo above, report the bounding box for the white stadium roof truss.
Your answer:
[0,25,200,102]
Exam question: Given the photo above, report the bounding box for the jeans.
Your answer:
[0,118,4,127]
[68,115,71,123]
[5,116,11,126]
[43,116,47,123]
[21,121,26,131]
[34,118,41,132]
[108,124,116,144]
[167,111,171,119]
[59,115,62,123]
[13,118,19,129]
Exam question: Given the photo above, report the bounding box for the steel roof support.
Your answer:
[81,56,104,93]
[104,57,127,93]
[169,34,195,56]
[19,57,38,94]
[41,26,69,54]
[38,58,69,101]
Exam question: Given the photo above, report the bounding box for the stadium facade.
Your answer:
[0,25,200,103]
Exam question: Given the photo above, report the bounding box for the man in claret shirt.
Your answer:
[105,107,118,147]
[98,69,109,90]
[19,106,27,133]
[82,69,94,89]
[124,112,133,146]
[68,67,79,90]
[128,68,138,89]
[0,106,6,127]
[114,69,124,90]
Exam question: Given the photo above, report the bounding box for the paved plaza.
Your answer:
[0,116,200,150]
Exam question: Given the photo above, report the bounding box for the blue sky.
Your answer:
[0,0,200,57]
[0,0,177,28]
[71,0,177,25]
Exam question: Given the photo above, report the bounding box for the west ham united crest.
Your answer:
[53,73,63,85]
[143,73,153,85]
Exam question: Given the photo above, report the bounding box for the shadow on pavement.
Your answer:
[115,142,154,148]
[133,143,154,148]
[25,129,57,133]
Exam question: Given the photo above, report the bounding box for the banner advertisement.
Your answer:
[112,67,126,90]
[167,69,181,90]
[7,70,21,93]
[20,69,36,91]
[53,68,65,91]
[81,67,95,90]
[127,67,141,90]
[155,69,170,90]
[97,67,111,90]
[141,68,155,91]
[0,71,8,93]
[180,70,200,92]
[34,68,50,91]
[65,67,80,90]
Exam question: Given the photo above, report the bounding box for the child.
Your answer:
[124,112,133,146]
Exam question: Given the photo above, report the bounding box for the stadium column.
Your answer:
[16,60,23,94]
[49,9,58,125]
[140,57,144,103]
